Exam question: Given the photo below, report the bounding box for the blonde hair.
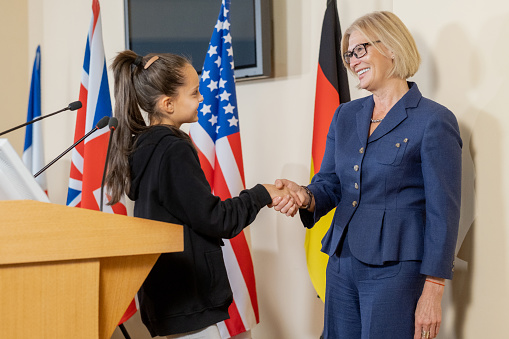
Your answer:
[341,11,421,79]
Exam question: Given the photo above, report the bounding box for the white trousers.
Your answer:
[166,325,222,339]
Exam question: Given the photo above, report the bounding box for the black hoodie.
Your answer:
[129,125,271,336]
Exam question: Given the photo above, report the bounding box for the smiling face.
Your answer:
[347,30,394,94]
[158,64,203,128]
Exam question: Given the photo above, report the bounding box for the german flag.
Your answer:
[305,0,350,301]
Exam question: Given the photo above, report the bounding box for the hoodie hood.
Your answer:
[128,125,178,201]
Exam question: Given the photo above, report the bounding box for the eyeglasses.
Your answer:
[343,41,381,64]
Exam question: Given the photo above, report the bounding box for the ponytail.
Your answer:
[106,51,191,205]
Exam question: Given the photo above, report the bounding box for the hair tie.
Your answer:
[144,56,160,69]
[133,55,143,67]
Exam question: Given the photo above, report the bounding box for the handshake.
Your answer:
[263,179,314,217]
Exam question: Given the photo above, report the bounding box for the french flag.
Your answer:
[23,45,48,194]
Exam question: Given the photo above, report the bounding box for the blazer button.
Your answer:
[353,165,359,171]
[395,143,401,148]
[359,147,364,154]
[352,201,358,207]
[403,138,408,143]
[354,183,359,190]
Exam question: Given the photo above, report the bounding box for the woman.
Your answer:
[105,51,296,338]
[273,11,462,339]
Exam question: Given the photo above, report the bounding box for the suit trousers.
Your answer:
[324,233,426,339]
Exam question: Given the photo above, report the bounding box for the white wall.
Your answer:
[0,1,28,153]
[2,0,508,338]
[394,2,509,337]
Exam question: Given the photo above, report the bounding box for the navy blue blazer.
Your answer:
[301,82,462,279]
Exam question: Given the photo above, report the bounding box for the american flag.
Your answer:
[189,0,259,337]
[66,0,132,321]
[23,45,48,194]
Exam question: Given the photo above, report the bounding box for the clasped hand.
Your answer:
[263,179,310,217]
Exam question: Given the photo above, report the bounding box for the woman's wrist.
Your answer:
[300,185,313,209]
[425,279,445,287]
[424,276,446,291]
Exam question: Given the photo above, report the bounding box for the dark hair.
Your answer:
[106,51,191,205]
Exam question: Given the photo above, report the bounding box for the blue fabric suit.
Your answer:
[300,82,462,338]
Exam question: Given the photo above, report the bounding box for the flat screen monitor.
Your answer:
[0,139,50,202]
[124,0,272,80]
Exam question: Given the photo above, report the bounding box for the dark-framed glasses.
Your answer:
[343,41,381,64]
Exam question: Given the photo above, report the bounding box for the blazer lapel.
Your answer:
[367,82,422,143]
[357,97,374,146]
[368,100,408,143]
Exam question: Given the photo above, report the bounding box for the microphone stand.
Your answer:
[0,101,82,137]
[34,116,109,178]
[100,118,117,212]
[34,127,97,178]
[119,325,131,339]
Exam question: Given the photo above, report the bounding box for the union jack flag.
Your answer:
[66,0,132,322]
[189,1,259,337]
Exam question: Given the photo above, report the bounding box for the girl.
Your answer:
[106,51,296,338]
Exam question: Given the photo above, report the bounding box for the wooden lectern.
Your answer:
[0,200,183,339]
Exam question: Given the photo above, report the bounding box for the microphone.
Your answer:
[34,116,110,178]
[0,101,82,137]
[100,117,118,212]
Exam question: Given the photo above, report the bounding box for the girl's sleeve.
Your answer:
[158,139,271,239]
